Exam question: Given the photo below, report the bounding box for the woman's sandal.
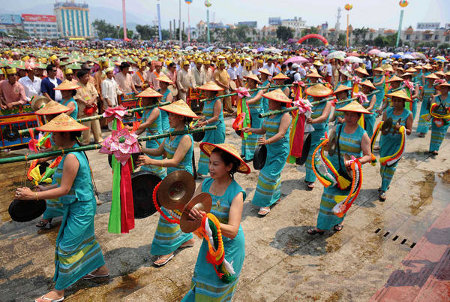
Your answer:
[36,219,52,229]
[179,239,195,249]
[430,151,438,156]
[83,273,110,280]
[334,224,344,232]
[307,228,325,235]
[35,295,64,302]
[306,182,315,191]
[257,207,271,216]
[153,254,174,267]
[378,191,386,202]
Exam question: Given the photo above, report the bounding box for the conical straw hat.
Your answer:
[245,74,262,84]
[259,68,271,76]
[386,75,403,83]
[137,87,163,98]
[360,80,376,90]
[306,70,323,78]
[156,73,174,84]
[200,142,250,174]
[36,113,89,132]
[334,85,352,95]
[336,101,372,114]
[385,89,412,102]
[160,100,198,118]
[197,81,224,91]
[355,67,369,76]
[305,83,333,98]
[262,88,291,103]
[424,73,439,80]
[272,73,289,80]
[54,80,80,90]
[35,100,70,115]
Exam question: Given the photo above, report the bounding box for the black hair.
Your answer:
[287,62,293,68]
[119,62,130,70]
[211,148,240,178]
[168,62,176,68]
[71,89,77,97]
[142,97,158,105]
[69,131,82,141]
[46,64,56,72]
[77,69,89,79]
[281,64,287,70]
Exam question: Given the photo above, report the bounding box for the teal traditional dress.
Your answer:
[151,127,194,256]
[182,178,246,301]
[429,94,450,152]
[252,113,290,207]
[53,146,105,290]
[140,107,167,179]
[198,98,226,175]
[160,89,171,132]
[261,79,270,114]
[316,123,365,230]
[242,91,263,161]
[305,100,329,183]
[334,82,352,125]
[373,75,385,111]
[417,84,434,134]
[363,95,377,138]
[61,97,78,119]
[379,107,412,193]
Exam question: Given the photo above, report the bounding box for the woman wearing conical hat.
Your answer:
[304,84,333,190]
[241,74,265,161]
[417,73,439,137]
[259,68,271,113]
[428,82,450,156]
[196,81,226,177]
[376,75,404,115]
[402,72,420,120]
[182,142,250,301]
[156,74,174,132]
[55,80,80,119]
[331,85,352,125]
[244,89,292,216]
[272,73,290,97]
[136,100,197,266]
[15,114,108,302]
[372,67,386,112]
[133,88,166,179]
[308,102,372,235]
[359,80,378,138]
[378,90,413,202]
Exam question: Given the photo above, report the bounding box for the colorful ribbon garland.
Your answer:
[371,121,406,167]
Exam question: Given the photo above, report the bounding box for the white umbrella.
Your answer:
[327,51,346,60]
[368,49,381,55]
[345,56,363,64]
[378,52,389,58]
[403,54,414,59]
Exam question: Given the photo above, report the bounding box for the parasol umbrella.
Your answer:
[378,52,389,58]
[434,56,447,63]
[412,52,426,59]
[345,56,363,64]
[368,49,381,55]
[321,49,329,56]
[284,56,308,64]
[347,52,360,57]
[391,54,402,59]
[403,54,414,59]
[327,51,346,60]
[257,47,265,52]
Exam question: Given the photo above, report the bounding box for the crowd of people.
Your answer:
[3,45,449,302]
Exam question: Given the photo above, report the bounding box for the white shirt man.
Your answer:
[19,75,42,101]
[102,70,123,108]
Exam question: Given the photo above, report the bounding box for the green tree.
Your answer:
[353,27,369,46]
[374,36,386,47]
[10,28,30,39]
[276,26,294,41]
[161,29,170,40]
[337,33,346,46]
[92,19,117,39]
[119,27,134,39]
[235,25,248,42]
[135,25,157,40]
[438,43,450,50]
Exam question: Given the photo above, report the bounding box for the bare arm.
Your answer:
[135,108,160,135]
[310,101,332,124]
[261,112,292,145]
[374,75,385,86]
[138,135,191,168]
[198,100,222,127]
[140,138,165,157]
[405,112,413,135]
[356,133,372,165]
[366,95,376,112]
[245,90,264,105]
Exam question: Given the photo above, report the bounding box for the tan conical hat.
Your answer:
[382,64,394,72]
[334,85,352,95]
[386,75,403,83]
[401,72,414,78]
[35,100,70,116]
[306,70,322,78]
[259,68,271,76]
[54,80,80,90]
[272,73,289,80]
[262,88,291,103]
[385,89,412,102]
[137,87,163,98]
[406,67,417,73]
[36,113,88,132]
[31,96,50,111]
[423,64,433,69]
[305,83,333,98]
[197,81,224,91]
[360,80,376,90]
[424,73,439,80]
[373,67,384,73]
[245,74,262,84]
[336,101,372,114]
[355,67,369,76]
[435,71,445,77]
[200,142,250,174]
[156,73,174,84]
[160,100,198,118]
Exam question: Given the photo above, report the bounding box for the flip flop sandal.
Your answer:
[180,240,194,249]
[257,207,270,216]
[306,182,315,191]
[83,273,110,280]
[36,219,52,229]
[35,295,64,302]
[153,254,174,267]
[307,228,325,235]
[378,192,386,202]
[334,224,344,232]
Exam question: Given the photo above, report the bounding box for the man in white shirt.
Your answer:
[18,65,41,101]
[191,58,205,88]
[176,61,194,102]
[291,64,302,82]
[263,57,276,76]
[227,60,238,83]
[102,67,122,108]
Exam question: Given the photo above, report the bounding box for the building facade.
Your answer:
[54,0,92,38]
[281,17,307,36]
[0,14,24,36]
[22,14,58,39]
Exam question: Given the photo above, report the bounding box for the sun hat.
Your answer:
[197,81,224,92]
[262,89,291,103]
[137,87,163,98]
[54,80,80,90]
[160,100,198,118]
[305,83,333,98]
[245,74,262,84]
[336,101,372,114]
[36,113,88,132]
[272,73,289,81]
[385,89,412,102]
[156,73,174,84]
[334,85,352,95]
[35,100,70,116]
[200,142,250,174]
[360,80,376,90]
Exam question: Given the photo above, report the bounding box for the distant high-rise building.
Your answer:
[22,14,58,39]
[335,7,342,32]
[269,17,281,26]
[54,0,92,38]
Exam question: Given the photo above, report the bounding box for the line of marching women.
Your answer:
[12,60,449,302]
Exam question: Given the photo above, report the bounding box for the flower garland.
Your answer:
[429,103,450,127]
[332,158,363,218]
[194,213,236,283]
[371,121,406,167]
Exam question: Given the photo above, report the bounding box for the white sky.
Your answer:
[8,0,450,30]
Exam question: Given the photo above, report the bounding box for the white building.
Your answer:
[22,14,58,39]
[281,17,307,36]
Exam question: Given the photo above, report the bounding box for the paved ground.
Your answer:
[0,114,449,302]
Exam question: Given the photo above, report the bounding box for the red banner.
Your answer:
[22,14,56,23]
